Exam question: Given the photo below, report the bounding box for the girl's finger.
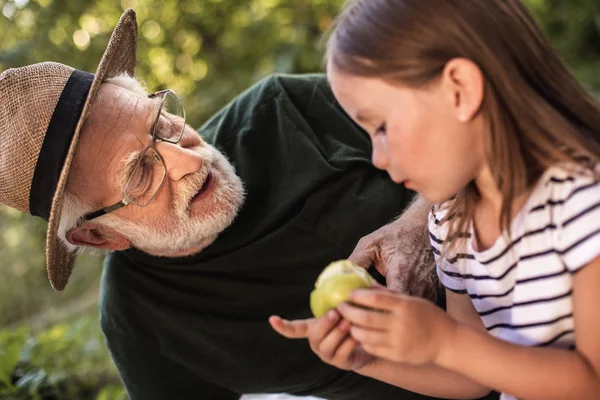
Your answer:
[269,315,313,339]
[337,302,390,330]
[349,288,407,311]
[308,310,342,348]
[350,325,389,347]
[361,342,390,360]
[331,332,358,365]
[313,317,352,360]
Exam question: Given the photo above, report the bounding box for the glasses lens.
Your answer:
[154,91,185,143]
[123,147,166,206]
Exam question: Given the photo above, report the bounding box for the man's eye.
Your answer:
[155,115,170,134]
[155,114,180,140]
[153,152,163,166]
[127,155,155,197]
[137,164,153,187]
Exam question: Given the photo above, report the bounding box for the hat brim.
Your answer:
[45,9,138,291]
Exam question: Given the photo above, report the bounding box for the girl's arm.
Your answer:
[271,289,493,399]
[354,359,491,399]
[436,256,600,400]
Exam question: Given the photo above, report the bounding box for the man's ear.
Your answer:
[441,58,485,122]
[66,222,131,251]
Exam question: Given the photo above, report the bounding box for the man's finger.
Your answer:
[381,254,410,293]
[269,315,313,339]
[370,282,387,290]
[348,244,375,269]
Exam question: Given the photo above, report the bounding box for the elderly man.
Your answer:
[0,9,492,400]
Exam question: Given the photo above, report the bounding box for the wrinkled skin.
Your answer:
[348,197,438,301]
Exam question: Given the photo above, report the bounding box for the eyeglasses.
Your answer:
[81,89,186,222]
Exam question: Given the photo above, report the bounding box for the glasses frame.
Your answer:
[81,89,186,222]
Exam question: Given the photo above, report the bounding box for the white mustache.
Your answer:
[171,146,215,211]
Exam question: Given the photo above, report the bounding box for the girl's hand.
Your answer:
[269,311,376,371]
[337,287,458,365]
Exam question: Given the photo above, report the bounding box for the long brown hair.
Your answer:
[327,0,600,250]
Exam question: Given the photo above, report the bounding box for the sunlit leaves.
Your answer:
[0,315,125,398]
[0,0,349,127]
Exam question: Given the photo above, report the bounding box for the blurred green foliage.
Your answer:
[526,0,600,93]
[0,0,345,128]
[0,205,102,328]
[0,0,600,398]
[0,313,125,399]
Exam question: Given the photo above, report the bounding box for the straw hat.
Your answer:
[0,9,138,291]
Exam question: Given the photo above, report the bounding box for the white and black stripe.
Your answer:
[429,165,600,361]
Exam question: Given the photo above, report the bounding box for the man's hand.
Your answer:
[348,196,438,300]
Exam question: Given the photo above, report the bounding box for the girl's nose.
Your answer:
[371,142,389,171]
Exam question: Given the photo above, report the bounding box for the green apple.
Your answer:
[309,259,376,318]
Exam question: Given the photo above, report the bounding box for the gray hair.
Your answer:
[57,74,148,251]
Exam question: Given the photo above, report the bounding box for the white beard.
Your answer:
[100,145,245,256]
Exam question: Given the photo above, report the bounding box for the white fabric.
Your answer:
[242,395,322,400]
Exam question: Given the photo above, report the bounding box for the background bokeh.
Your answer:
[1,0,599,398]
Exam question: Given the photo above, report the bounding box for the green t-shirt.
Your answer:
[99,74,496,400]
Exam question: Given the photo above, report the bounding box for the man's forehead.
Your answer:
[91,83,153,126]
[102,83,160,133]
[82,86,147,152]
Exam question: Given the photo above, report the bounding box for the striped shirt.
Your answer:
[429,164,600,400]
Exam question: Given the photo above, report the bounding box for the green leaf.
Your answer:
[0,329,26,387]
[16,369,46,396]
[96,384,128,400]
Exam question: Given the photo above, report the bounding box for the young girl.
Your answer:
[269,0,600,399]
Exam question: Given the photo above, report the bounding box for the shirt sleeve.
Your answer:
[556,176,600,273]
[428,206,467,293]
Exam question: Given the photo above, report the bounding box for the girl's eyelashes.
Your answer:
[374,122,387,136]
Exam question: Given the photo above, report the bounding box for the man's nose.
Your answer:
[157,142,203,181]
